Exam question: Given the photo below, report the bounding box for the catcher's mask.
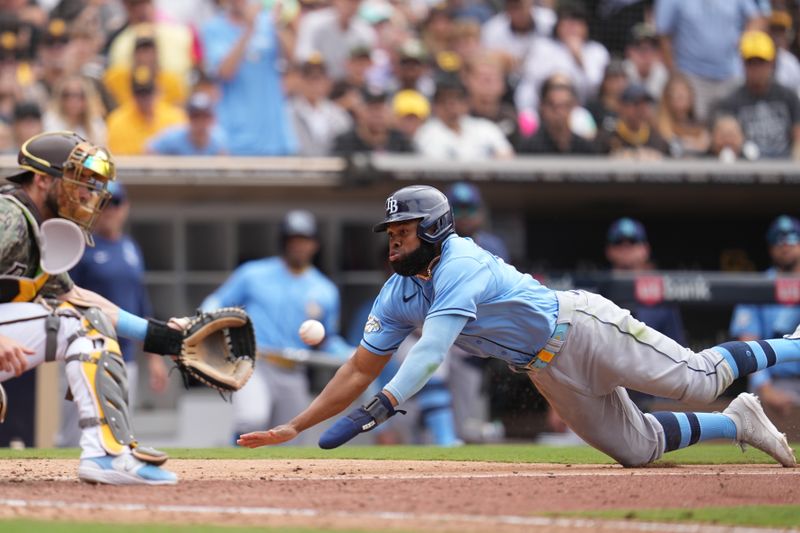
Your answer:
[9,131,116,246]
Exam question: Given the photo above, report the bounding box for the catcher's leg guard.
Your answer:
[0,382,6,423]
[62,303,168,465]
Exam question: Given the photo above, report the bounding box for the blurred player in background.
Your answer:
[445,182,509,442]
[56,181,168,447]
[730,215,800,416]
[202,209,351,444]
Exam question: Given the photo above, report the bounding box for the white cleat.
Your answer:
[784,323,800,339]
[723,393,797,468]
[78,453,178,485]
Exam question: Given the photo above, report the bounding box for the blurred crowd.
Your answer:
[0,0,799,160]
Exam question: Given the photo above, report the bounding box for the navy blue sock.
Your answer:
[653,412,737,453]
[714,339,800,379]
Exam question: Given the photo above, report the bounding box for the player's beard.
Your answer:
[391,241,437,277]
[44,183,60,219]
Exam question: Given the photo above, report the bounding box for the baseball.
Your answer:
[299,319,325,345]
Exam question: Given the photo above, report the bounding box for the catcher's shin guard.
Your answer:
[62,303,168,464]
[0,382,6,423]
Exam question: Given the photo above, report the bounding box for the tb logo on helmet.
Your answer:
[386,197,398,215]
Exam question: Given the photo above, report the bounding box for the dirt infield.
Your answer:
[0,459,798,532]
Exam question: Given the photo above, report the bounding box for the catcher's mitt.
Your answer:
[175,307,256,392]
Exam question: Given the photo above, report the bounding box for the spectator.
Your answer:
[767,10,800,98]
[517,77,594,155]
[514,2,609,114]
[104,30,187,109]
[713,30,800,160]
[623,22,668,101]
[391,89,430,142]
[202,0,297,155]
[106,65,186,155]
[146,92,227,155]
[9,101,42,151]
[464,53,519,146]
[289,54,352,157]
[343,44,373,90]
[333,86,412,154]
[707,114,760,162]
[481,0,556,65]
[419,3,455,61]
[330,80,362,119]
[107,0,194,88]
[451,18,482,62]
[655,0,761,121]
[414,76,514,160]
[57,181,168,447]
[387,39,434,99]
[201,210,352,445]
[295,0,376,80]
[656,74,710,158]
[35,18,71,100]
[730,215,800,417]
[586,58,628,135]
[44,75,108,145]
[595,83,669,159]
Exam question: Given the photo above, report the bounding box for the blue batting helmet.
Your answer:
[373,185,455,244]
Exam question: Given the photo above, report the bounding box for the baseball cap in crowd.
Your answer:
[0,30,18,60]
[186,92,214,116]
[447,182,484,209]
[398,39,427,63]
[607,218,648,244]
[361,85,388,104]
[740,30,775,62]
[620,83,654,104]
[12,101,42,123]
[131,65,156,95]
[629,22,658,46]
[766,215,800,245]
[392,90,430,119]
[281,209,318,239]
[433,74,467,101]
[769,10,793,31]
[107,181,127,206]
[42,18,69,46]
[300,51,327,74]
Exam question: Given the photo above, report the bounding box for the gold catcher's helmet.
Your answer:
[8,131,116,246]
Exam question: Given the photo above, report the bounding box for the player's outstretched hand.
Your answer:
[237,425,298,448]
[318,392,405,449]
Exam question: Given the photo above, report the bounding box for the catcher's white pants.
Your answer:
[529,290,733,466]
[0,302,131,459]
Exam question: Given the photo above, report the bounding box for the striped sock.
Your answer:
[713,339,800,379]
[652,411,737,453]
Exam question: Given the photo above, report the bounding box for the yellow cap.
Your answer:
[740,30,775,61]
[769,10,793,30]
[392,90,430,119]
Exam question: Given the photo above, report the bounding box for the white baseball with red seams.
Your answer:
[299,320,325,345]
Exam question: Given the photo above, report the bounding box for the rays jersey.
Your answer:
[362,235,559,367]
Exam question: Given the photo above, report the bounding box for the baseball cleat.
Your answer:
[784,323,800,339]
[723,393,796,467]
[78,454,178,485]
[0,383,6,423]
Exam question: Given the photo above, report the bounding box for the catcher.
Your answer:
[0,131,255,485]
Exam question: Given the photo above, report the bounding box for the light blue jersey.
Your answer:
[202,257,344,352]
[201,12,297,155]
[362,235,559,367]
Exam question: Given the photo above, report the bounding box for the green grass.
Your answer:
[0,442,795,465]
[558,505,800,529]
[0,521,387,533]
